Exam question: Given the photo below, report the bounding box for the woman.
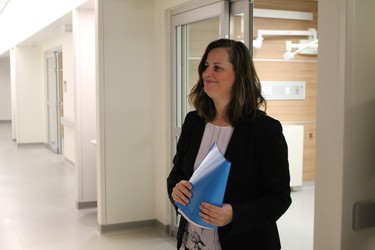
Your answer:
[167,39,291,250]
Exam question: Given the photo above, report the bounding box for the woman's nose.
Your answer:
[203,67,212,76]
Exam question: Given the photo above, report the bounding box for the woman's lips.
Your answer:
[204,79,216,85]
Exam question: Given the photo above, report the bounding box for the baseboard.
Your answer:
[155,219,170,234]
[98,219,170,235]
[76,201,97,210]
[17,142,45,147]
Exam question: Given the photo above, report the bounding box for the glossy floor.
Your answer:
[0,121,314,250]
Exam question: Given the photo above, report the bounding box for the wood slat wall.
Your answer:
[254,0,318,181]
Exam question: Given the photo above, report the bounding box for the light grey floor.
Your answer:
[0,121,313,250]
[279,183,314,250]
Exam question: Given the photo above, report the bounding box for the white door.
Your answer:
[46,51,63,153]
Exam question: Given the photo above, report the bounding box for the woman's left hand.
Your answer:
[199,202,233,227]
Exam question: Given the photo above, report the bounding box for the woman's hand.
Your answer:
[199,203,233,227]
[172,180,192,206]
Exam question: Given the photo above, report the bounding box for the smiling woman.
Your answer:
[167,39,291,250]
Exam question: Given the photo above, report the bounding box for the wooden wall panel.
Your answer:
[254,0,318,181]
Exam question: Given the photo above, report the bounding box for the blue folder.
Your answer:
[175,143,231,229]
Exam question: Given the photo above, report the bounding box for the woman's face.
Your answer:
[202,48,235,106]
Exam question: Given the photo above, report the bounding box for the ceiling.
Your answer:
[0,0,94,58]
[0,0,9,14]
[18,11,73,47]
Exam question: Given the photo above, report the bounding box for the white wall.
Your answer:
[10,49,16,140]
[61,34,76,163]
[0,58,11,120]
[343,0,375,248]
[74,8,97,205]
[315,0,375,249]
[96,0,156,225]
[13,46,44,143]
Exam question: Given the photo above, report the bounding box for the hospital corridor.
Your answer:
[0,121,314,250]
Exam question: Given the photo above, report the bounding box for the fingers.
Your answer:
[180,180,192,190]
[199,203,233,227]
[172,180,192,206]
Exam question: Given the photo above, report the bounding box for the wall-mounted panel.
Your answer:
[262,81,305,100]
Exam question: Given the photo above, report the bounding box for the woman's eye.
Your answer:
[213,65,222,71]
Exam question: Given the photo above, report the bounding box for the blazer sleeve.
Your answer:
[229,117,291,235]
[166,111,200,205]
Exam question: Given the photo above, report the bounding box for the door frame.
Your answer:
[170,0,230,236]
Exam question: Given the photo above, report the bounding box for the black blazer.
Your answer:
[167,111,291,250]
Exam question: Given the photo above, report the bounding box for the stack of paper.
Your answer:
[175,143,231,229]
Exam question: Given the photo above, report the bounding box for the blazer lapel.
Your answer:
[225,122,250,162]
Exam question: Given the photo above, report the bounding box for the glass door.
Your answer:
[170,0,229,236]
[171,0,253,135]
[230,0,253,49]
[46,51,63,153]
[170,0,254,237]
[171,1,229,129]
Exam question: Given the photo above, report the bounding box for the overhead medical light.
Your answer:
[253,28,317,48]
[253,28,318,59]
[283,39,318,60]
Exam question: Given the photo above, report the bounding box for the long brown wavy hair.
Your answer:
[188,39,266,124]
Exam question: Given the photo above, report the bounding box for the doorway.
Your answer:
[45,50,64,154]
[169,0,317,248]
[170,0,253,236]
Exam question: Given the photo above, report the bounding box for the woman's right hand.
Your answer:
[172,180,192,206]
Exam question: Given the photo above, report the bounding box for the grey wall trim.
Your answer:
[98,219,170,234]
[155,219,170,234]
[76,201,97,210]
[17,142,45,147]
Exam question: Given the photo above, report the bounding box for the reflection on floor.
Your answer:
[0,121,313,250]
